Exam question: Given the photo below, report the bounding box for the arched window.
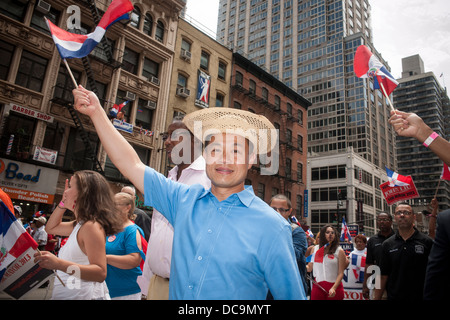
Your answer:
[155,20,164,42]
[130,7,141,29]
[143,13,153,36]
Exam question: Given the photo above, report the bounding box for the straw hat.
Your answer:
[183,108,277,155]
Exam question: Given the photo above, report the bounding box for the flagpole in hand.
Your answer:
[63,59,78,89]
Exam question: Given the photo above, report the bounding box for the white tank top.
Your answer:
[312,245,342,283]
[51,222,110,300]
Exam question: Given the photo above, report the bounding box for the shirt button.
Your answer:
[208,229,212,233]
[188,285,193,290]
[198,256,203,261]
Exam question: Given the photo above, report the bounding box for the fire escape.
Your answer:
[231,77,301,195]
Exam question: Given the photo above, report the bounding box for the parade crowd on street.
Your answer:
[2,87,450,301]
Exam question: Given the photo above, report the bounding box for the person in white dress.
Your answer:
[34,170,123,300]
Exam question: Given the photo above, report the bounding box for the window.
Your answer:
[130,7,141,29]
[297,162,303,182]
[262,87,268,101]
[235,71,243,86]
[65,127,100,172]
[298,109,304,125]
[155,20,164,42]
[218,61,226,80]
[287,102,292,117]
[181,39,191,53]
[136,98,153,130]
[0,112,36,158]
[286,158,291,179]
[177,73,188,89]
[15,50,48,92]
[31,4,60,35]
[122,47,139,74]
[0,40,14,80]
[257,183,265,201]
[233,101,242,109]
[0,0,27,22]
[249,79,256,95]
[115,90,132,121]
[274,95,281,110]
[200,51,210,70]
[143,13,153,36]
[216,93,224,107]
[142,58,159,79]
[54,65,82,102]
[297,134,303,152]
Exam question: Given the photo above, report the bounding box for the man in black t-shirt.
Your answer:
[374,203,433,300]
[362,212,394,299]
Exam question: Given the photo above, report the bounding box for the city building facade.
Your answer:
[231,52,311,220]
[0,0,185,217]
[217,0,396,230]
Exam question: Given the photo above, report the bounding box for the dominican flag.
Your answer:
[109,100,129,118]
[289,216,301,226]
[45,0,133,59]
[350,249,366,283]
[385,167,411,187]
[441,163,450,180]
[306,243,329,263]
[354,45,398,97]
[0,202,38,281]
[306,229,314,238]
[340,217,352,242]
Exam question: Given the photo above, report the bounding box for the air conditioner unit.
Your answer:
[148,76,159,86]
[36,0,51,13]
[125,91,136,101]
[146,101,157,110]
[176,87,190,98]
[180,49,192,61]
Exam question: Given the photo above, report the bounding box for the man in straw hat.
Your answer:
[72,85,305,300]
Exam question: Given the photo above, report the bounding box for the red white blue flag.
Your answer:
[0,202,38,280]
[306,243,329,263]
[354,45,398,97]
[385,167,411,187]
[45,0,133,59]
[109,100,129,118]
[350,249,366,283]
[340,217,352,242]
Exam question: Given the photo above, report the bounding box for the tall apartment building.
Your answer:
[217,0,396,234]
[0,0,185,217]
[394,54,450,211]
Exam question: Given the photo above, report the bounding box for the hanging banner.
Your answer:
[195,70,211,108]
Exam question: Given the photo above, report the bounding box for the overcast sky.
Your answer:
[185,0,450,88]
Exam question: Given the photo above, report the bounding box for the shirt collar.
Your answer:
[168,156,206,180]
[200,185,255,207]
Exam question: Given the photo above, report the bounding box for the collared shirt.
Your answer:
[137,156,210,293]
[366,229,395,266]
[379,228,433,300]
[143,166,306,300]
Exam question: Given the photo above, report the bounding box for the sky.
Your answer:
[185,0,450,88]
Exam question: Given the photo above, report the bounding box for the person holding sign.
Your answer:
[34,171,122,300]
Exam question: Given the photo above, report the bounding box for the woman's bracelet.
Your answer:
[57,201,65,209]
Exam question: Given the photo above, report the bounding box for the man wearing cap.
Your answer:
[32,216,47,251]
[13,205,23,226]
[73,86,305,300]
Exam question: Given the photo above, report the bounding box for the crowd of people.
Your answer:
[2,86,450,300]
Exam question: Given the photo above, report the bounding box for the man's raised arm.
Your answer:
[73,85,146,192]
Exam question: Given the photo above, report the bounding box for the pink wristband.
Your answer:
[423,132,439,147]
[58,201,65,208]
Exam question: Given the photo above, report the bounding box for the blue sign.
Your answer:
[303,189,308,217]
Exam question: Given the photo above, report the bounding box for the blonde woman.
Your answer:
[105,192,145,300]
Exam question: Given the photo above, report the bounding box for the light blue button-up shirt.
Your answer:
[144,166,306,300]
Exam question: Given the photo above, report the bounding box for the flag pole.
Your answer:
[63,59,78,89]
[434,179,441,199]
[378,80,396,113]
